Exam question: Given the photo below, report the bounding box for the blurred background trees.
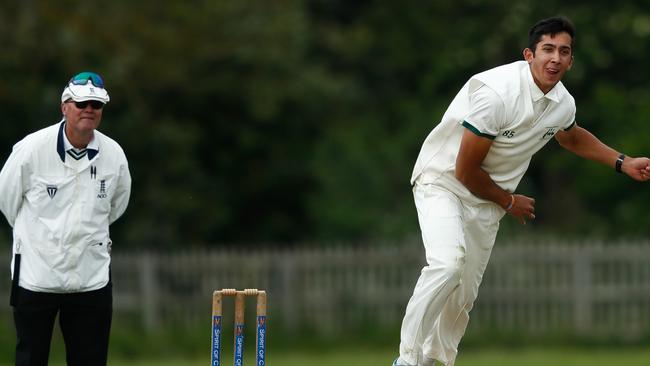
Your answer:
[1,0,649,248]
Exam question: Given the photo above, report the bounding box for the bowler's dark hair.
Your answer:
[528,16,575,53]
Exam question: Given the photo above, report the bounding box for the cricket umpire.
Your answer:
[0,71,131,365]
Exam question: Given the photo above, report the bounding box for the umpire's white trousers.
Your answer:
[399,183,504,366]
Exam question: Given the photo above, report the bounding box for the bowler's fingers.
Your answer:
[526,197,535,219]
[516,210,534,225]
[512,195,536,224]
[637,165,650,181]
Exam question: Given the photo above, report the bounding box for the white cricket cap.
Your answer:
[61,72,110,104]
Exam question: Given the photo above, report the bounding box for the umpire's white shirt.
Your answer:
[0,121,131,293]
[411,60,576,205]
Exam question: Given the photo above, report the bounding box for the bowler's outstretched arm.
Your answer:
[555,124,650,181]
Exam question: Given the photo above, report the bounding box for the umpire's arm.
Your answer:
[0,142,29,227]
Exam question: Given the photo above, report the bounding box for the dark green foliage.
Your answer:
[0,1,648,247]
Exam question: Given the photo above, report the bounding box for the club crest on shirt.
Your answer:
[541,127,558,140]
[46,185,58,199]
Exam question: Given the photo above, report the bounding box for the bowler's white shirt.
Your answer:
[411,61,576,205]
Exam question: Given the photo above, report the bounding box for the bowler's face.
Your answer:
[524,32,574,94]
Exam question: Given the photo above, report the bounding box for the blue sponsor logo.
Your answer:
[211,316,221,366]
[234,324,245,366]
[257,316,266,365]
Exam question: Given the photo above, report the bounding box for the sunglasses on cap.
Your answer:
[68,100,105,110]
[69,72,105,88]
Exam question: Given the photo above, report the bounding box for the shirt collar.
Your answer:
[56,120,99,162]
[526,66,560,104]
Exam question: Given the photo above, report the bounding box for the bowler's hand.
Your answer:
[623,157,650,181]
[508,194,536,225]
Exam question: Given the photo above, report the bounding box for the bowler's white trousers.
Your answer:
[399,183,504,366]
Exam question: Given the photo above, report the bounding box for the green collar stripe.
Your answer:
[462,121,496,140]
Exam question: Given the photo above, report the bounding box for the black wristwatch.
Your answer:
[615,154,625,173]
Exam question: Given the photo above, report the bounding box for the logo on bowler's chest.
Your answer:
[541,127,558,140]
[97,180,107,199]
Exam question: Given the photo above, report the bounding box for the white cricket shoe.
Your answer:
[392,357,417,366]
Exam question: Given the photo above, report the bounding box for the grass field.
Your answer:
[15,347,650,366]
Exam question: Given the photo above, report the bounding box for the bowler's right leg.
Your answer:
[397,184,466,366]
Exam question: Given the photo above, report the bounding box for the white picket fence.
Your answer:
[2,239,650,339]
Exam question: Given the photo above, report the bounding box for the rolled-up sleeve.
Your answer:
[462,84,506,139]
